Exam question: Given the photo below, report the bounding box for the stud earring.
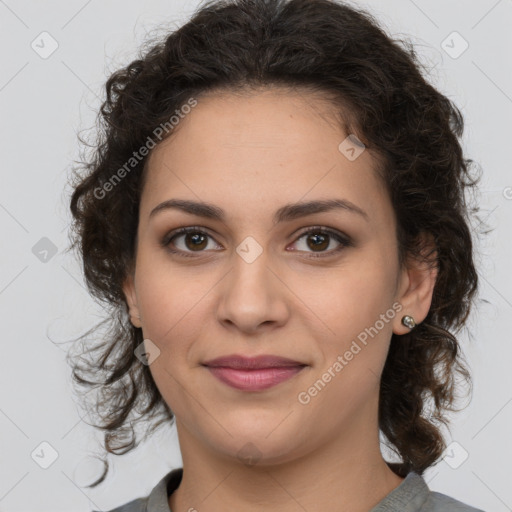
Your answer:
[401,315,416,329]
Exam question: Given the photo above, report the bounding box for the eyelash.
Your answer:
[161,225,353,259]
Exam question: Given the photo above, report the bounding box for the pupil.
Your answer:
[309,233,328,251]
[187,233,207,250]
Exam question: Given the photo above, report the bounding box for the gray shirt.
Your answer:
[95,468,485,512]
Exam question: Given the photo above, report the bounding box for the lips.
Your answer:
[202,355,307,391]
[203,354,305,369]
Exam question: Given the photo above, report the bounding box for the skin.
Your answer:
[123,88,437,512]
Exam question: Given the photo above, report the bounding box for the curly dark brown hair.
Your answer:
[67,0,483,487]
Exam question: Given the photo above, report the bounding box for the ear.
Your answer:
[122,273,142,328]
[393,233,438,335]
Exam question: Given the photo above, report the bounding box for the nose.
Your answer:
[215,248,290,335]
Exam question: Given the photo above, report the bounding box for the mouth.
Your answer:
[202,354,307,391]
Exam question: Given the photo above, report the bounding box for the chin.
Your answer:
[201,419,309,467]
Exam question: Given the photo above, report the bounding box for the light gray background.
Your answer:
[0,0,511,511]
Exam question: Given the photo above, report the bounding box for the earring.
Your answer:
[401,315,416,329]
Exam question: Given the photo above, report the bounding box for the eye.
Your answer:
[288,226,353,258]
[161,226,222,257]
[161,225,353,259]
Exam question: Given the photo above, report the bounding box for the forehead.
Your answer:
[140,89,392,229]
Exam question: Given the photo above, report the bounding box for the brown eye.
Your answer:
[305,232,329,251]
[162,225,353,259]
[182,232,208,251]
[289,227,353,257]
[164,227,218,256]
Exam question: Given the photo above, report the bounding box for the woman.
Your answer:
[68,0,485,510]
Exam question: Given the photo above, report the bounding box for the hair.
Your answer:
[67,0,483,487]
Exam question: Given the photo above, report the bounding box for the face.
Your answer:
[123,88,435,466]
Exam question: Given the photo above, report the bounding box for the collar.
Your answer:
[370,472,430,511]
[145,468,429,512]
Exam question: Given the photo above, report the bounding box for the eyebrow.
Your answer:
[149,198,369,223]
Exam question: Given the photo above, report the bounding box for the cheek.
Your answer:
[134,263,191,360]
[302,252,398,383]
[306,253,396,333]
[134,260,207,406]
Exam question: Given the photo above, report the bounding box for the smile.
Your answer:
[206,366,305,391]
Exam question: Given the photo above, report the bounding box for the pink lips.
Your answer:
[203,355,306,391]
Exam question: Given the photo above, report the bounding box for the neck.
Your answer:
[169,410,404,512]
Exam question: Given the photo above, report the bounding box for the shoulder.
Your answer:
[92,496,148,512]
[422,490,486,512]
[371,471,485,512]
[91,467,182,512]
